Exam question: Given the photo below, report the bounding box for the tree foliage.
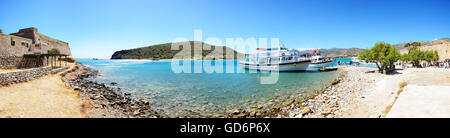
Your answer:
[0,28,3,34]
[358,42,400,74]
[47,48,60,55]
[401,49,439,67]
[400,53,410,62]
[404,41,421,54]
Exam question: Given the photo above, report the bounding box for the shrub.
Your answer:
[48,48,60,55]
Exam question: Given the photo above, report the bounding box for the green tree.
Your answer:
[0,28,3,34]
[358,42,400,74]
[409,49,424,67]
[432,50,439,62]
[424,51,432,62]
[404,41,421,54]
[400,53,410,62]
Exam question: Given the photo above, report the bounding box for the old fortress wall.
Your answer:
[0,27,71,69]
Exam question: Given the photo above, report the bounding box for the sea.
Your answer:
[76,59,367,117]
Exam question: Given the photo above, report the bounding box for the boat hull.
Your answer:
[308,61,332,70]
[239,61,311,71]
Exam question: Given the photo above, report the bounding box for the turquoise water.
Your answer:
[330,58,378,68]
[77,59,339,117]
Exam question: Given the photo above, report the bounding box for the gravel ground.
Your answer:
[282,66,450,118]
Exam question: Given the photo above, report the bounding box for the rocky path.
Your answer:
[0,65,87,118]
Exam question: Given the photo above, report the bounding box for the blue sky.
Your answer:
[1,0,449,58]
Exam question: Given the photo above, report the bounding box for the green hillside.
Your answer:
[111,41,244,59]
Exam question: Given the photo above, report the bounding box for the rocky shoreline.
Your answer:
[280,66,385,118]
[223,66,390,118]
[224,69,345,118]
[61,63,165,118]
[61,63,379,118]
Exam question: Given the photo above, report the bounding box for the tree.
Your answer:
[432,50,439,62]
[409,49,424,67]
[404,41,421,54]
[400,53,410,62]
[424,51,433,63]
[359,42,400,74]
[0,28,3,34]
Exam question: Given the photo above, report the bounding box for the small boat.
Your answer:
[308,50,332,70]
[239,46,311,71]
[92,58,99,60]
[351,57,360,63]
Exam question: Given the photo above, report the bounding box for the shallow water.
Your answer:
[77,59,339,117]
[331,58,378,68]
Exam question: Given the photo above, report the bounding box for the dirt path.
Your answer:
[0,66,87,118]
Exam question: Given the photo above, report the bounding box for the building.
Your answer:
[0,27,71,69]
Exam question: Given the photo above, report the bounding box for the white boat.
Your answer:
[239,46,311,71]
[308,50,332,70]
[351,57,360,63]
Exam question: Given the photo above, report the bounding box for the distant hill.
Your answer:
[319,48,365,57]
[394,37,450,50]
[318,37,450,60]
[111,41,244,59]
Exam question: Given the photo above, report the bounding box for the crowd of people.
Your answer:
[336,59,450,69]
[424,59,450,69]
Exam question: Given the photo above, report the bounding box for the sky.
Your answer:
[0,0,449,58]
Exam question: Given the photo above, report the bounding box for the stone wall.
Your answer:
[0,56,45,69]
[10,27,72,56]
[0,34,33,57]
[37,33,72,56]
[1,27,71,69]
[0,66,69,87]
[0,56,22,69]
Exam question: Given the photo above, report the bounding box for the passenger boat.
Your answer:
[238,46,311,71]
[308,50,332,69]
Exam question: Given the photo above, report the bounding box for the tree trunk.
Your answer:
[375,62,382,72]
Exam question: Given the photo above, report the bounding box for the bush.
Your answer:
[48,49,60,55]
